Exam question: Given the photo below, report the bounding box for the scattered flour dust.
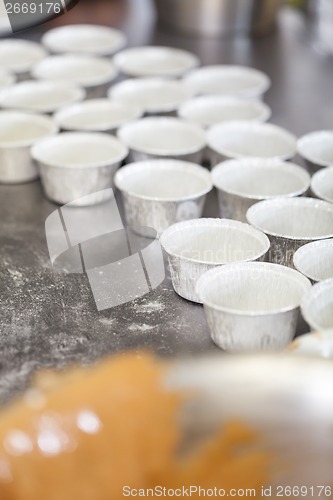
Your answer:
[128,324,155,333]
[7,268,24,285]
[132,300,166,315]
[99,317,117,327]
[7,269,23,279]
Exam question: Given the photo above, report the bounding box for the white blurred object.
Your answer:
[288,331,333,358]
[0,68,15,90]
[169,354,333,490]
[315,0,333,54]
[42,25,126,56]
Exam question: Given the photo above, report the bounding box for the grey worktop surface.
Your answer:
[0,6,332,405]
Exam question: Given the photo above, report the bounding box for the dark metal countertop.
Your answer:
[0,5,332,404]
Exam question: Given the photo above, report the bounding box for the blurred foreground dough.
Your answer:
[0,353,270,500]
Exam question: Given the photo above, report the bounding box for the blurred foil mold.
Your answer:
[45,189,165,310]
[5,0,79,34]
[153,0,281,38]
[314,0,333,55]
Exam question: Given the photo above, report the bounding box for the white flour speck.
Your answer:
[128,324,154,332]
[133,300,166,315]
